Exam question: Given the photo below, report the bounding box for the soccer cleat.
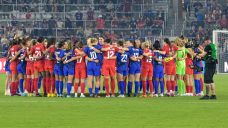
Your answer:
[154,94,158,97]
[200,95,210,100]
[94,95,100,98]
[148,94,153,98]
[80,94,86,98]
[106,95,110,98]
[141,95,147,98]
[66,95,71,98]
[74,93,78,98]
[89,94,94,97]
[210,95,217,100]
[47,93,51,97]
[200,91,204,96]
[111,94,115,98]
[21,93,26,97]
[118,95,125,98]
[160,93,164,97]
[52,93,56,97]
[59,94,63,97]
[36,94,42,97]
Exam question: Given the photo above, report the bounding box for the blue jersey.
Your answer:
[18,49,26,65]
[61,49,75,67]
[54,49,63,66]
[117,51,130,68]
[84,45,102,66]
[129,47,143,66]
[95,44,103,66]
[153,51,164,66]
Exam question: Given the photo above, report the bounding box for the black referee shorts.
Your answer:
[204,62,216,84]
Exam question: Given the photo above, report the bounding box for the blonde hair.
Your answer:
[87,38,98,46]
[142,41,150,49]
[65,40,72,50]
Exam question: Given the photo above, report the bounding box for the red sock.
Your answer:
[10,82,15,95]
[104,78,109,95]
[200,78,204,91]
[74,83,79,93]
[31,79,34,93]
[171,81,176,92]
[142,81,147,95]
[81,82,85,94]
[51,77,55,94]
[33,78,38,94]
[15,81,19,93]
[166,80,171,92]
[186,86,190,93]
[149,80,153,94]
[111,78,115,95]
[45,77,50,94]
[25,78,30,93]
[190,86,193,93]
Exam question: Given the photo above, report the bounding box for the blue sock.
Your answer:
[55,80,59,95]
[134,81,139,95]
[123,81,126,92]
[95,87,99,95]
[140,81,142,91]
[154,80,158,94]
[153,79,156,91]
[197,80,201,94]
[160,80,164,94]
[38,75,42,89]
[89,88,93,95]
[198,80,201,92]
[59,81,63,95]
[19,79,24,93]
[194,79,200,94]
[67,83,72,96]
[128,81,132,96]
[119,81,124,95]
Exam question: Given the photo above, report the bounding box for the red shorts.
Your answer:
[26,66,34,75]
[44,64,54,73]
[75,67,87,79]
[165,65,176,75]
[141,65,153,78]
[102,65,116,77]
[10,63,18,75]
[34,61,44,72]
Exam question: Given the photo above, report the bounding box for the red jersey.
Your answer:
[102,44,118,66]
[141,48,153,67]
[162,44,178,66]
[25,47,34,68]
[31,43,45,62]
[9,45,20,66]
[45,46,55,66]
[74,48,86,68]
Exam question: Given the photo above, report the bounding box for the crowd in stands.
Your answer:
[184,0,227,44]
[0,0,167,45]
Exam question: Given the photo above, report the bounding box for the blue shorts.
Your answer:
[5,61,11,73]
[117,66,128,76]
[17,63,26,75]
[153,65,164,79]
[54,64,63,76]
[129,65,141,75]
[63,65,75,76]
[87,64,101,76]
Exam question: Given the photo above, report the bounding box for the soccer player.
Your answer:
[141,41,153,97]
[54,41,64,97]
[84,38,102,97]
[31,37,46,96]
[193,45,204,96]
[5,44,12,96]
[162,38,178,96]
[62,40,75,98]
[9,39,20,96]
[68,41,86,98]
[185,47,194,96]
[44,38,56,97]
[128,39,143,97]
[153,40,165,97]
[101,38,118,97]
[17,38,27,96]
[25,39,35,96]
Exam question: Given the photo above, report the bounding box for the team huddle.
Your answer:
[4,35,209,98]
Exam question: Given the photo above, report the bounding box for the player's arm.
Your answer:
[10,49,22,62]
[61,52,71,61]
[85,56,99,63]
[153,50,166,55]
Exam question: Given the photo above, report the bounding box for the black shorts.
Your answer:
[204,62,216,84]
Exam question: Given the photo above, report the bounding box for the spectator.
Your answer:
[137,17,145,29]
[87,8,94,20]
[111,15,118,28]
[219,14,227,29]
[107,1,114,12]
[96,15,105,34]
[75,10,83,27]
[193,0,203,13]
[195,9,205,27]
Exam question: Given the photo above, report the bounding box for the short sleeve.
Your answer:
[139,49,143,55]
[83,47,88,55]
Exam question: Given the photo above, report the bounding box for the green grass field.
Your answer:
[0,74,228,128]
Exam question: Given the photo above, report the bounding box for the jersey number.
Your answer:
[77,57,82,63]
[121,54,127,62]
[35,51,42,57]
[90,52,97,59]
[108,51,114,58]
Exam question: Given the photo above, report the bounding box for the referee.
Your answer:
[197,37,217,100]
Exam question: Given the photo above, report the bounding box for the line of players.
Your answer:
[4,36,205,98]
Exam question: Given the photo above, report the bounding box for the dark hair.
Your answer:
[164,38,171,46]
[117,40,124,47]
[9,40,18,47]
[47,38,56,48]
[76,41,84,48]
[57,40,65,48]
[37,37,44,43]
[105,38,112,44]
[153,40,161,50]
[31,39,37,46]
